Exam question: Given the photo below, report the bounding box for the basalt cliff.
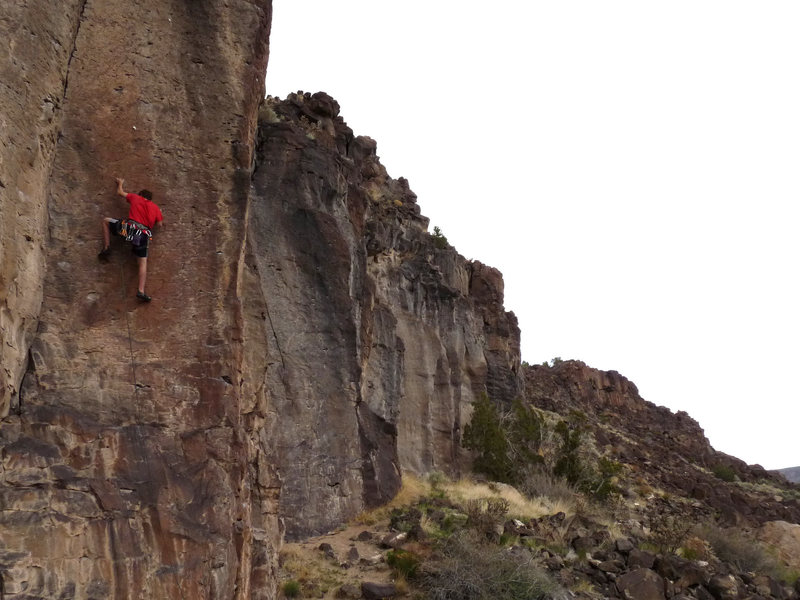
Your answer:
[0,3,520,598]
[3,3,800,600]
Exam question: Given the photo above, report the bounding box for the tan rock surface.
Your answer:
[0,1,85,416]
[1,2,274,598]
[758,520,800,568]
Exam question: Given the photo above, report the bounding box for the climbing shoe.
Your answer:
[98,247,111,261]
[136,291,152,302]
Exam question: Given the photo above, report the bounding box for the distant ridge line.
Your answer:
[777,466,800,483]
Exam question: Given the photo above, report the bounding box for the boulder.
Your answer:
[337,583,361,599]
[758,521,800,568]
[616,538,635,554]
[694,585,716,600]
[616,568,666,600]
[598,559,624,574]
[628,548,656,570]
[361,581,397,599]
[355,531,374,542]
[674,561,711,591]
[752,575,786,599]
[654,554,690,581]
[319,542,337,560]
[707,574,738,600]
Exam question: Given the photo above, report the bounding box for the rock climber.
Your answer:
[99,177,164,302]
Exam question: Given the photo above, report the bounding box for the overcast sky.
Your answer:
[265,1,800,471]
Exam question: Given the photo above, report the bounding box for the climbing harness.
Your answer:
[118,218,153,250]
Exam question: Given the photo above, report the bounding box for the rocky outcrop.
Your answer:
[248,93,521,539]
[1,2,274,598]
[524,360,800,527]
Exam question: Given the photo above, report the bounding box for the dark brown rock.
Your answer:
[616,569,666,600]
[361,581,397,600]
[753,574,786,598]
[695,585,716,600]
[707,574,739,600]
[319,542,337,560]
[655,554,691,581]
[628,548,656,570]
[675,562,711,591]
[616,538,635,554]
[599,559,624,574]
[337,583,361,599]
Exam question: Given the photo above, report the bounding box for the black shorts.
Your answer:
[109,219,150,258]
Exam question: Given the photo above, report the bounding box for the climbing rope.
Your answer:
[116,261,188,600]
[118,261,140,399]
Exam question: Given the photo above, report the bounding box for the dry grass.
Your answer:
[278,547,346,597]
[441,478,574,521]
[355,473,430,525]
[356,472,573,527]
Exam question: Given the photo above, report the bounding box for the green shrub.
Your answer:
[439,509,469,533]
[507,398,545,469]
[590,457,623,501]
[428,471,448,490]
[553,420,586,487]
[281,580,301,598]
[389,506,422,534]
[386,548,420,579]
[463,395,618,503]
[432,226,449,249]
[463,394,513,483]
[712,464,736,482]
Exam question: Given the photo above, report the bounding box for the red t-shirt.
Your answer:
[126,193,163,229]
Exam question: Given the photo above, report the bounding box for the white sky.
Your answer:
[265,1,800,471]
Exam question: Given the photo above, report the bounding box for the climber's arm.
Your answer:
[115,177,129,199]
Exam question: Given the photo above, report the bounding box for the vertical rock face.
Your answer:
[0,5,524,596]
[1,2,275,598]
[249,94,522,539]
[0,2,85,416]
